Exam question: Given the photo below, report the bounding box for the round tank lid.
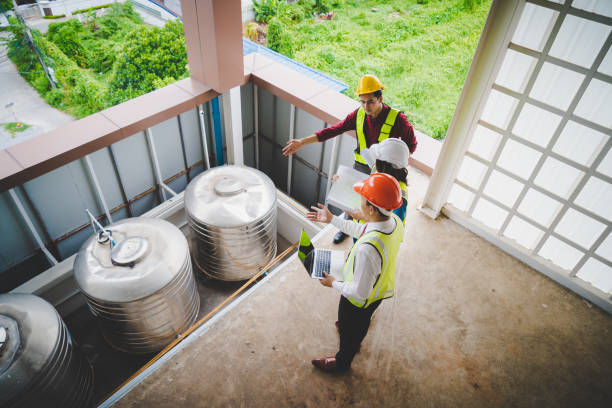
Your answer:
[214,176,245,196]
[111,236,149,266]
[74,218,189,303]
[185,165,277,228]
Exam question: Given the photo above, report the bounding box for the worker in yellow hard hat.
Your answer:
[283,74,417,243]
[305,172,404,372]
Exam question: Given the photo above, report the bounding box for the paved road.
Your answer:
[0,4,171,149]
[0,33,74,149]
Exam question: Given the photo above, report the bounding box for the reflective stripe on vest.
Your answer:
[343,213,404,308]
[354,107,400,165]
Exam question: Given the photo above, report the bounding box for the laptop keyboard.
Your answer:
[314,250,331,278]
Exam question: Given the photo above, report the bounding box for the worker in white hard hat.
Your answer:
[357,137,410,224]
[283,74,417,243]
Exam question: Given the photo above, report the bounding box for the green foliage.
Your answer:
[279,0,491,139]
[46,19,89,67]
[44,88,65,107]
[72,4,111,15]
[5,3,182,119]
[43,14,66,19]
[108,20,188,104]
[246,22,259,41]
[253,0,288,23]
[0,0,12,12]
[2,17,50,93]
[267,17,294,58]
[4,122,31,137]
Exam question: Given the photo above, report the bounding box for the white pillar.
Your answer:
[222,86,244,165]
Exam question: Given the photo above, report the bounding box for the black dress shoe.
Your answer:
[312,356,337,372]
[333,231,348,244]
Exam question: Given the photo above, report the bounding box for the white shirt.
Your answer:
[330,215,397,301]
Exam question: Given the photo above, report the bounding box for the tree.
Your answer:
[108,20,188,104]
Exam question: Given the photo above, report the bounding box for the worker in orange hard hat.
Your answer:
[306,172,404,373]
[283,74,417,244]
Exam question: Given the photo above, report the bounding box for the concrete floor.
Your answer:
[113,168,612,408]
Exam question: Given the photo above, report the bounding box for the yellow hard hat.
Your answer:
[356,74,384,95]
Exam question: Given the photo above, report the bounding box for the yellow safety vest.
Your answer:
[344,213,404,308]
[354,107,400,165]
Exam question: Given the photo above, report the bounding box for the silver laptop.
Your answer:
[298,229,344,281]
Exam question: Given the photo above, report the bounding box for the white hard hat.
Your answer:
[360,138,410,169]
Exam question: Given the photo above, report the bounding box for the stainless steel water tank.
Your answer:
[74,217,199,354]
[0,293,94,408]
[185,165,277,281]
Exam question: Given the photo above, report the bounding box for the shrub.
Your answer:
[46,19,90,68]
[245,22,258,41]
[108,20,188,104]
[253,0,288,23]
[44,88,65,107]
[0,0,12,12]
[43,14,66,19]
[267,17,294,58]
[72,4,111,15]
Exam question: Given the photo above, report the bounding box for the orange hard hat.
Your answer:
[356,74,384,95]
[353,173,402,210]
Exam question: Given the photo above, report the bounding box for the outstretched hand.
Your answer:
[306,203,332,224]
[282,139,303,156]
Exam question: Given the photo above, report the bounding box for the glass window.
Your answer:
[597,148,612,178]
[530,62,585,110]
[472,198,509,231]
[448,184,475,212]
[553,121,608,167]
[504,216,545,250]
[534,157,584,199]
[574,176,612,221]
[572,0,612,18]
[481,90,518,130]
[512,3,559,52]
[497,139,541,180]
[495,49,537,92]
[456,156,488,190]
[576,258,612,294]
[468,125,502,161]
[574,79,612,128]
[512,103,562,147]
[549,15,611,69]
[538,236,584,271]
[518,188,563,227]
[595,232,612,263]
[555,208,607,249]
[483,170,524,208]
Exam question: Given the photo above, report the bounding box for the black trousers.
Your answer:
[335,295,382,370]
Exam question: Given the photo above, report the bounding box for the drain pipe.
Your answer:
[211,97,224,166]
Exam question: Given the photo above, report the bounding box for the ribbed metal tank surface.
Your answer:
[185,165,277,281]
[0,293,94,408]
[74,217,199,354]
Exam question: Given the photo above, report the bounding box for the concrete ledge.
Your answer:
[0,79,218,193]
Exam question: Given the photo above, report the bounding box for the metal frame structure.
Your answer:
[422,0,612,311]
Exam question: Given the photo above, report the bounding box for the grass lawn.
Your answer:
[3,122,31,137]
[284,0,492,139]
